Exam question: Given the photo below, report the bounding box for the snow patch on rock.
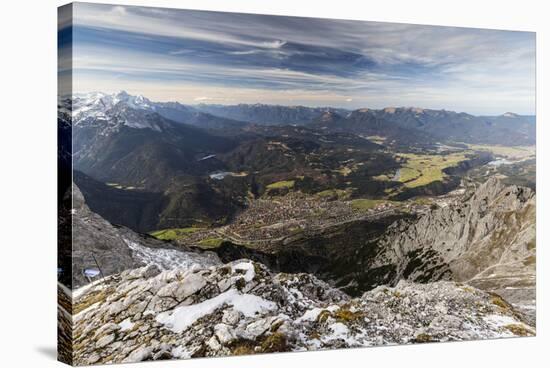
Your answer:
[156,289,276,333]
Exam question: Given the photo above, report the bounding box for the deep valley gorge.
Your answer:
[58,91,536,365]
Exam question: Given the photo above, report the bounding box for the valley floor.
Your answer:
[59,174,536,365]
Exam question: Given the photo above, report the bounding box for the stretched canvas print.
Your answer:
[57,2,536,366]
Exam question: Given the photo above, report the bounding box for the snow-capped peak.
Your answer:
[72,91,155,118]
[110,91,153,110]
[69,91,162,133]
[115,90,130,98]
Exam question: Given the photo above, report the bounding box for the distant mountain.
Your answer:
[310,109,438,147]
[309,107,535,146]
[368,107,535,146]
[72,91,340,128]
[195,103,350,126]
[70,92,535,145]
[60,92,535,233]
[493,112,536,124]
[65,95,236,189]
[72,91,248,131]
[153,102,248,131]
[59,93,257,233]
[483,113,536,139]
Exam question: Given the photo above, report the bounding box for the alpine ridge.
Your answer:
[366,177,536,319]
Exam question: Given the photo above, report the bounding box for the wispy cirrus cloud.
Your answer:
[61,3,536,114]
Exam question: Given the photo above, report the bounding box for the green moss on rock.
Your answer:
[505,324,533,336]
[414,333,434,343]
[260,333,288,353]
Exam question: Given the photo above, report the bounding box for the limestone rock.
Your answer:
[370,178,536,318]
[66,259,534,365]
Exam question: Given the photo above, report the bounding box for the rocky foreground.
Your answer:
[58,177,537,365]
[61,259,534,365]
[369,177,536,320]
[68,185,220,288]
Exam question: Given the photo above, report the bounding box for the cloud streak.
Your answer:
[61,3,536,115]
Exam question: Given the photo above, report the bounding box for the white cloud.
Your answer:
[68,3,535,114]
[111,5,127,16]
[261,40,287,49]
[227,50,260,55]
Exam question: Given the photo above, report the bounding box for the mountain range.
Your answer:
[69,91,535,144]
[59,91,535,233]
[58,90,536,364]
[58,177,536,365]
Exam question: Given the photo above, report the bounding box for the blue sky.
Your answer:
[59,3,536,115]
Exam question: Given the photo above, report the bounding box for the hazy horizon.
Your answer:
[69,90,535,117]
[59,3,536,115]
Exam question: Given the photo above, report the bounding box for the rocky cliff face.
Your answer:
[70,185,220,288]
[59,177,536,365]
[370,177,536,318]
[66,260,533,365]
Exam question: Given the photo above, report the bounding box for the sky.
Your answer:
[58,3,536,115]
